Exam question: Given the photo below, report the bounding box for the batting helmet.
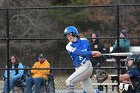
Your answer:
[127,54,140,64]
[64,26,78,36]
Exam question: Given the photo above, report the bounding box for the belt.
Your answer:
[74,61,88,68]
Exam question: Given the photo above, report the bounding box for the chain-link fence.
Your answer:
[0,4,140,93]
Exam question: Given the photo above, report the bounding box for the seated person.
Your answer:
[111,30,130,73]
[97,54,140,93]
[25,53,50,93]
[111,30,130,53]
[108,55,140,93]
[90,32,107,93]
[3,55,24,93]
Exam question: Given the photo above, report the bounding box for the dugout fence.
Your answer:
[0,4,140,93]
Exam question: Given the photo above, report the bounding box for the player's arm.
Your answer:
[119,69,140,82]
[67,46,101,57]
[119,74,130,81]
[73,48,92,56]
[66,44,92,56]
[108,74,130,82]
[110,70,135,82]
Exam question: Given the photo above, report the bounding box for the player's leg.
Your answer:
[66,60,93,93]
[80,77,94,93]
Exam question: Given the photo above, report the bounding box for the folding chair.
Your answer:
[45,72,55,93]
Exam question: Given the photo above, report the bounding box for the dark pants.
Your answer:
[3,78,19,92]
[92,62,104,91]
[25,77,46,93]
[112,47,127,59]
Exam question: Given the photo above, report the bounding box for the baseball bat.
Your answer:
[102,52,134,56]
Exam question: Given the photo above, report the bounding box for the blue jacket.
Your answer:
[4,63,24,79]
[66,38,92,67]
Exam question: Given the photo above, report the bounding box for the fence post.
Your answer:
[6,8,10,93]
[116,4,120,93]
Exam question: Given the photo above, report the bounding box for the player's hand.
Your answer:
[92,51,102,57]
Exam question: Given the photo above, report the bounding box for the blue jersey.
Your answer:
[66,38,92,67]
[127,68,140,78]
[127,67,140,92]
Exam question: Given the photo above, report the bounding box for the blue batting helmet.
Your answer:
[64,26,78,36]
